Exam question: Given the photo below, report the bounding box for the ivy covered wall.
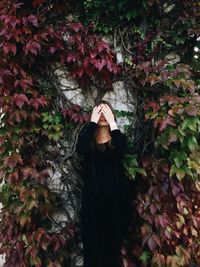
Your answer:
[0,0,199,267]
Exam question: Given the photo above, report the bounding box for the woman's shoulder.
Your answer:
[80,121,97,134]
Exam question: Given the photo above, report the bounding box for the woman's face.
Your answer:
[97,103,109,126]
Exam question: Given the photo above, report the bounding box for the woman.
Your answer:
[76,100,131,267]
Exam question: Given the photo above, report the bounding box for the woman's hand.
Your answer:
[101,104,116,125]
[90,105,102,123]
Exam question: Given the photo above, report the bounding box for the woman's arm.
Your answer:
[111,129,127,155]
[101,104,127,155]
[76,122,97,155]
[76,105,101,155]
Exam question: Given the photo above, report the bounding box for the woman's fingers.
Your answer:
[101,104,115,124]
[91,105,102,123]
[102,108,111,121]
[96,106,102,115]
[102,104,112,115]
[105,104,112,112]
[92,103,113,122]
[93,105,101,114]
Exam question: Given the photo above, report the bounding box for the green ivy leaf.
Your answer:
[43,123,49,130]
[54,115,62,124]
[170,151,188,168]
[48,131,63,142]
[182,118,200,132]
[169,164,186,180]
[140,250,151,262]
[123,154,147,179]
[53,124,63,131]
[186,136,198,151]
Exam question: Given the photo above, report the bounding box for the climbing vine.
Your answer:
[0,1,120,266]
[0,0,199,267]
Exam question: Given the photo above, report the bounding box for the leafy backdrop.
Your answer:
[0,0,199,267]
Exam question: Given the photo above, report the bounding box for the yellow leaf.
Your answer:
[187,159,200,174]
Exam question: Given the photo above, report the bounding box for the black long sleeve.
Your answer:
[76,122,97,155]
[111,129,127,156]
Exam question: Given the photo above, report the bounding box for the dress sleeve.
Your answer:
[111,129,127,155]
[76,122,97,155]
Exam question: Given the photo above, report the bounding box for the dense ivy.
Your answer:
[0,0,199,267]
[0,0,120,266]
[78,1,200,266]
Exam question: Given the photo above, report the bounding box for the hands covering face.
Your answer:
[90,103,116,125]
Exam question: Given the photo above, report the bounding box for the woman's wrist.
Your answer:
[90,118,98,123]
[110,122,118,131]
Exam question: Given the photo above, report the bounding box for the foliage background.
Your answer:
[0,0,199,266]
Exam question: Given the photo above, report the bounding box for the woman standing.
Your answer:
[76,100,131,267]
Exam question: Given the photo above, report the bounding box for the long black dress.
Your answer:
[76,122,131,267]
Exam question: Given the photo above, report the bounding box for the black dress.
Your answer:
[76,122,131,267]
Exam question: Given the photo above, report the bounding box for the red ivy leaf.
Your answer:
[0,69,13,84]
[29,247,38,259]
[7,171,19,183]
[49,46,57,54]
[72,104,81,112]
[14,109,28,123]
[157,116,176,132]
[4,154,23,168]
[73,115,79,123]
[21,167,39,180]
[28,15,38,27]
[14,94,29,108]
[93,59,106,71]
[14,79,33,89]
[34,228,46,242]
[155,214,170,228]
[144,101,160,112]
[147,235,157,252]
[191,216,200,229]
[7,16,20,28]
[66,53,76,62]
[106,59,113,72]
[96,41,110,53]
[171,181,184,197]
[30,96,48,110]
[24,41,41,55]
[3,43,17,55]
[89,51,97,58]
[76,68,83,78]
[70,22,84,33]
